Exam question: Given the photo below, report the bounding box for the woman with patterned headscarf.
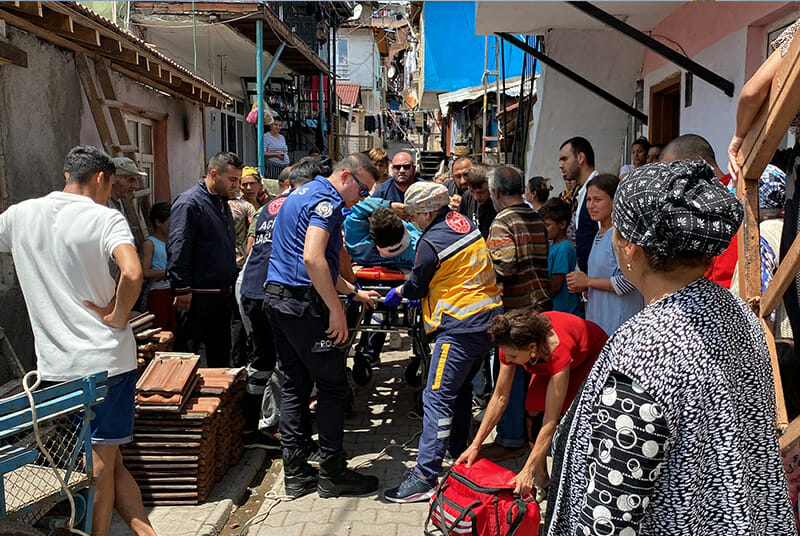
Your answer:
[545,160,795,536]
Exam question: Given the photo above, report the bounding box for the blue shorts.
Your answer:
[90,370,135,446]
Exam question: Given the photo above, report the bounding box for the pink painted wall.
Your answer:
[641,2,794,78]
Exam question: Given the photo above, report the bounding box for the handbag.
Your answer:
[425,459,540,536]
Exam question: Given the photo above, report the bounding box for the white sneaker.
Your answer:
[389,332,402,350]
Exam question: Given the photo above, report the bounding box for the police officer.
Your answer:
[264,153,381,499]
[382,182,503,503]
[238,158,320,440]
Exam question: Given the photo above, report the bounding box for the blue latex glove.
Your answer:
[384,287,403,307]
[408,299,421,308]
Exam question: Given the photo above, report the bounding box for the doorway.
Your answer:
[649,73,681,146]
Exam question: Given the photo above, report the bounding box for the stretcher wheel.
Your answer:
[352,354,373,386]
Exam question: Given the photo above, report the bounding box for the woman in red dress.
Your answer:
[457,307,607,495]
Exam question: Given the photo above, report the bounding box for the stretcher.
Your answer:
[342,266,431,412]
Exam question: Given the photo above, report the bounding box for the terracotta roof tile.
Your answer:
[336,82,361,107]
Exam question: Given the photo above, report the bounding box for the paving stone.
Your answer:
[348,520,399,536]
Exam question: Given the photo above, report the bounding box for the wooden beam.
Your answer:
[736,32,800,181]
[10,1,42,17]
[737,174,762,303]
[75,53,115,156]
[93,58,134,158]
[0,7,92,57]
[762,317,788,430]
[37,9,100,47]
[109,62,202,107]
[781,414,800,454]
[0,39,27,67]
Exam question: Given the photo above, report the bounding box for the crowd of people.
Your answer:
[4,20,800,536]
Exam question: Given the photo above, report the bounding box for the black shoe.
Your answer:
[283,450,318,499]
[317,450,379,498]
[302,440,322,467]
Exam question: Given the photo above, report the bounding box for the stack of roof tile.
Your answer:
[129,312,175,374]
[135,354,199,412]
[122,360,247,505]
[195,368,247,479]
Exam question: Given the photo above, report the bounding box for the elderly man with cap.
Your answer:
[382,181,503,503]
[545,160,794,536]
[108,156,146,212]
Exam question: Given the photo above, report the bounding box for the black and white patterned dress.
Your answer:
[545,277,795,535]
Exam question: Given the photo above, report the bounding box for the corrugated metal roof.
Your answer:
[336,82,361,107]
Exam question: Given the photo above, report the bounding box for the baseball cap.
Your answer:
[112,157,147,177]
[404,182,450,213]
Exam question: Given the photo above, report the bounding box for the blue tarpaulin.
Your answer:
[423,1,525,92]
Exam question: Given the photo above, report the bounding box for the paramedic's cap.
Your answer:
[242,166,261,179]
[613,159,743,258]
[376,228,412,258]
[404,182,450,214]
[112,157,147,177]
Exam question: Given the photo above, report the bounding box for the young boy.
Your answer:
[540,198,581,315]
[142,202,175,330]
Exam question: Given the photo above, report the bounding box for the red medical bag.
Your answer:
[425,458,540,536]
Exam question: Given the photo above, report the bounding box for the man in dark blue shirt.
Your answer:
[372,151,419,203]
[167,152,242,366]
[238,158,320,440]
[264,153,381,499]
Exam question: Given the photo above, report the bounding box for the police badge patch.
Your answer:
[315,201,334,218]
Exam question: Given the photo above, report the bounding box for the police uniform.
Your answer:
[400,209,503,481]
[238,191,290,432]
[264,177,349,459]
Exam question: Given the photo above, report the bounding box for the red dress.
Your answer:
[499,311,607,413]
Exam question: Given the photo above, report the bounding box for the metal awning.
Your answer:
[133,2,330,75]
[438,75,534,117]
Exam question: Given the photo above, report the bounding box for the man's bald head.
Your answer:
[661,134,721,176]
[391,151,415,186]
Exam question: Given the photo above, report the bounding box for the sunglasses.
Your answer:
[392,163,412,171]
[348,171,371,198]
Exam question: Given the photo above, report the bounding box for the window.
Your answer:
[221,99,245,156]
[124,115,155,204]
[337,38,349,79]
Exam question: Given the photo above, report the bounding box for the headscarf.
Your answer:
[612,160,743,257]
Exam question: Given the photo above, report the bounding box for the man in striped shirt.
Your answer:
[482,165,551,461]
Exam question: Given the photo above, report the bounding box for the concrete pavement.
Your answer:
[246,344,527,536]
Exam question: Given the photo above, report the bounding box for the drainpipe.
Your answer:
[257,20,265,176]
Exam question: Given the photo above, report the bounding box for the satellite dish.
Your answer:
[346,4,363,22]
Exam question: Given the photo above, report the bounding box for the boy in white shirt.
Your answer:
[0,146,156,536]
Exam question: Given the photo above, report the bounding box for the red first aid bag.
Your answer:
[425,458,540,536]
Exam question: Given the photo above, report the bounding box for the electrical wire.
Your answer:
[21,371,91,536]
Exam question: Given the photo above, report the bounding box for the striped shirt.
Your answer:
[487,203,551,310]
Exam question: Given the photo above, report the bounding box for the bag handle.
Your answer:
[505,498,529,536]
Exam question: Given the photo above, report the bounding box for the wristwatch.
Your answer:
[346,290,357,300]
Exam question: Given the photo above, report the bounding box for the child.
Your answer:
[540,198,581,315]
[142,202,175,331]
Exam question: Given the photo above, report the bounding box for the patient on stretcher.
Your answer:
[344,198,421,269]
